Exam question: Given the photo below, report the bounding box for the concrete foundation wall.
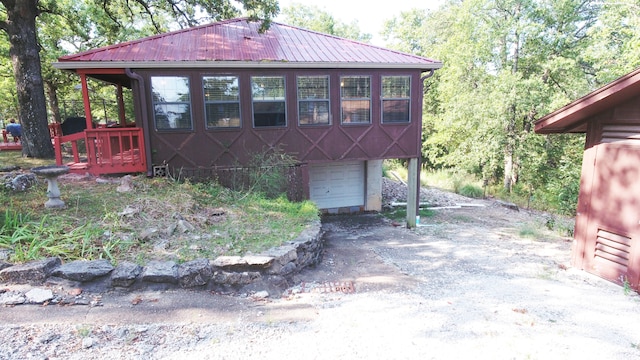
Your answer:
[365,160,383,212]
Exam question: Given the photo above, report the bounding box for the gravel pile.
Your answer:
[382,177,475,207]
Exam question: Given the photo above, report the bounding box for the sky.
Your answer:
[275,0,443,45]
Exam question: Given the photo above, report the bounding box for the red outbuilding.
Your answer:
[535,67,640,291]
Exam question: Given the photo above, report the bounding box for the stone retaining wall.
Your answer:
[0,221,323,295]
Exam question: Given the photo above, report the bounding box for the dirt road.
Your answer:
[1,197,639,359]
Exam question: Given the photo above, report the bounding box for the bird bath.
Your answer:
[31,165,70,209]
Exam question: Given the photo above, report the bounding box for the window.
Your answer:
[203,76,240,128]
[151,76,192,130]
[340,76,371,124]
[382,76,411,123]
[251,76,286,127]
[298,76,330,125]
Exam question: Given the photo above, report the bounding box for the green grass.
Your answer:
[1,152,320,264]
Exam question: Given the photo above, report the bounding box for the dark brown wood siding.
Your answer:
[137,68,424,171]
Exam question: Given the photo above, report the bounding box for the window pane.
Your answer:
[382,76,410,98]
[204,76,241,128]
[298,76,329,99]
[152,76,190,102]
[299,101,329,125]
[254,102,286,127]
[154,103,192,130]
[342,100,371,123]
[252,76,286,127]
[298,76,329,125]
[205,103,241,128]
[341,76,371,124]
[341,76,370,98]
[382,76,411,123]
[252,76,285,100]
[203,76,239,101]
[151,76,192,130]
[382,100,410,123]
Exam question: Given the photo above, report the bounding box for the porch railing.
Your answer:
[54,127,147,176]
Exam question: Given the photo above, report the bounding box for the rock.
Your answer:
[252,290,269,299]
[82,337,95,349]
[0,260,11,271]
[51,259,114,282]
[140,227,158,240]
[111,261,143,287]
[262,245,298,265]
[25,288,54,303]
[0,257,61,284]
[212,256,247,268]
[177,219,195,233]
[0,291,26,305]
[212,271,261,285]
[178,258,213,287]
[141,261,178,283]
[279,262,297,276]
[118,205,139,217]
[496,200,519,211]
[243,255,275,267]
[116,175,134,192]
[5,173,37,192]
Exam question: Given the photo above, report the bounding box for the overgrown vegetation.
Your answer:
[383,159,576,235]
[0,152,319,264]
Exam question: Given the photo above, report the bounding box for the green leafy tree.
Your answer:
[280,2,371,42]
[379,0,640,215]
[0,0,279,158]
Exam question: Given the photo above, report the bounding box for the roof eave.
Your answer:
[52,60,443,71]
[535,67,640,134]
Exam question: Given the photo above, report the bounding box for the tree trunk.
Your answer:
[3,0,55,158]
[45,80,62,124]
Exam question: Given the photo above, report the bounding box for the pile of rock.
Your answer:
[381,177,467,208]
[1,169,37,192]
[0,221,323,302]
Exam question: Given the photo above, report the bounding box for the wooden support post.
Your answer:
[80,73,93,129]
[117,84,126,125]
[406,157,419,228]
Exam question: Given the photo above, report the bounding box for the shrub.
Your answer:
[458,184,484,198]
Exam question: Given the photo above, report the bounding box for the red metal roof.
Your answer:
[55,18,441,70]
[535,67,640,134]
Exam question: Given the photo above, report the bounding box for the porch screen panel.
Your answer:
[203,76,241,128]
[298,76,330,125]
[251,76,286,127]
[341,76,371,124]
[382,76,411,123]
[151,76,192,130]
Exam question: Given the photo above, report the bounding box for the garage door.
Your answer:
[309,161,365,209]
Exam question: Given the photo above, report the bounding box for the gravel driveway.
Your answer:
[1,193,639,359]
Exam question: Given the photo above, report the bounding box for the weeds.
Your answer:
[621,276,632,296]
[458,184,484,198]
[1,150,319,263]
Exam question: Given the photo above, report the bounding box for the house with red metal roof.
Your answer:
[53,18,442,220]
[535,67,640,292]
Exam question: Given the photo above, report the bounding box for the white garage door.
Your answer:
[309,161,365,209]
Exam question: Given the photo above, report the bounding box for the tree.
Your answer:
[1,0,53,158]
[0,0,279,158]
[280,3,371,42]
[384,0,608,212]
